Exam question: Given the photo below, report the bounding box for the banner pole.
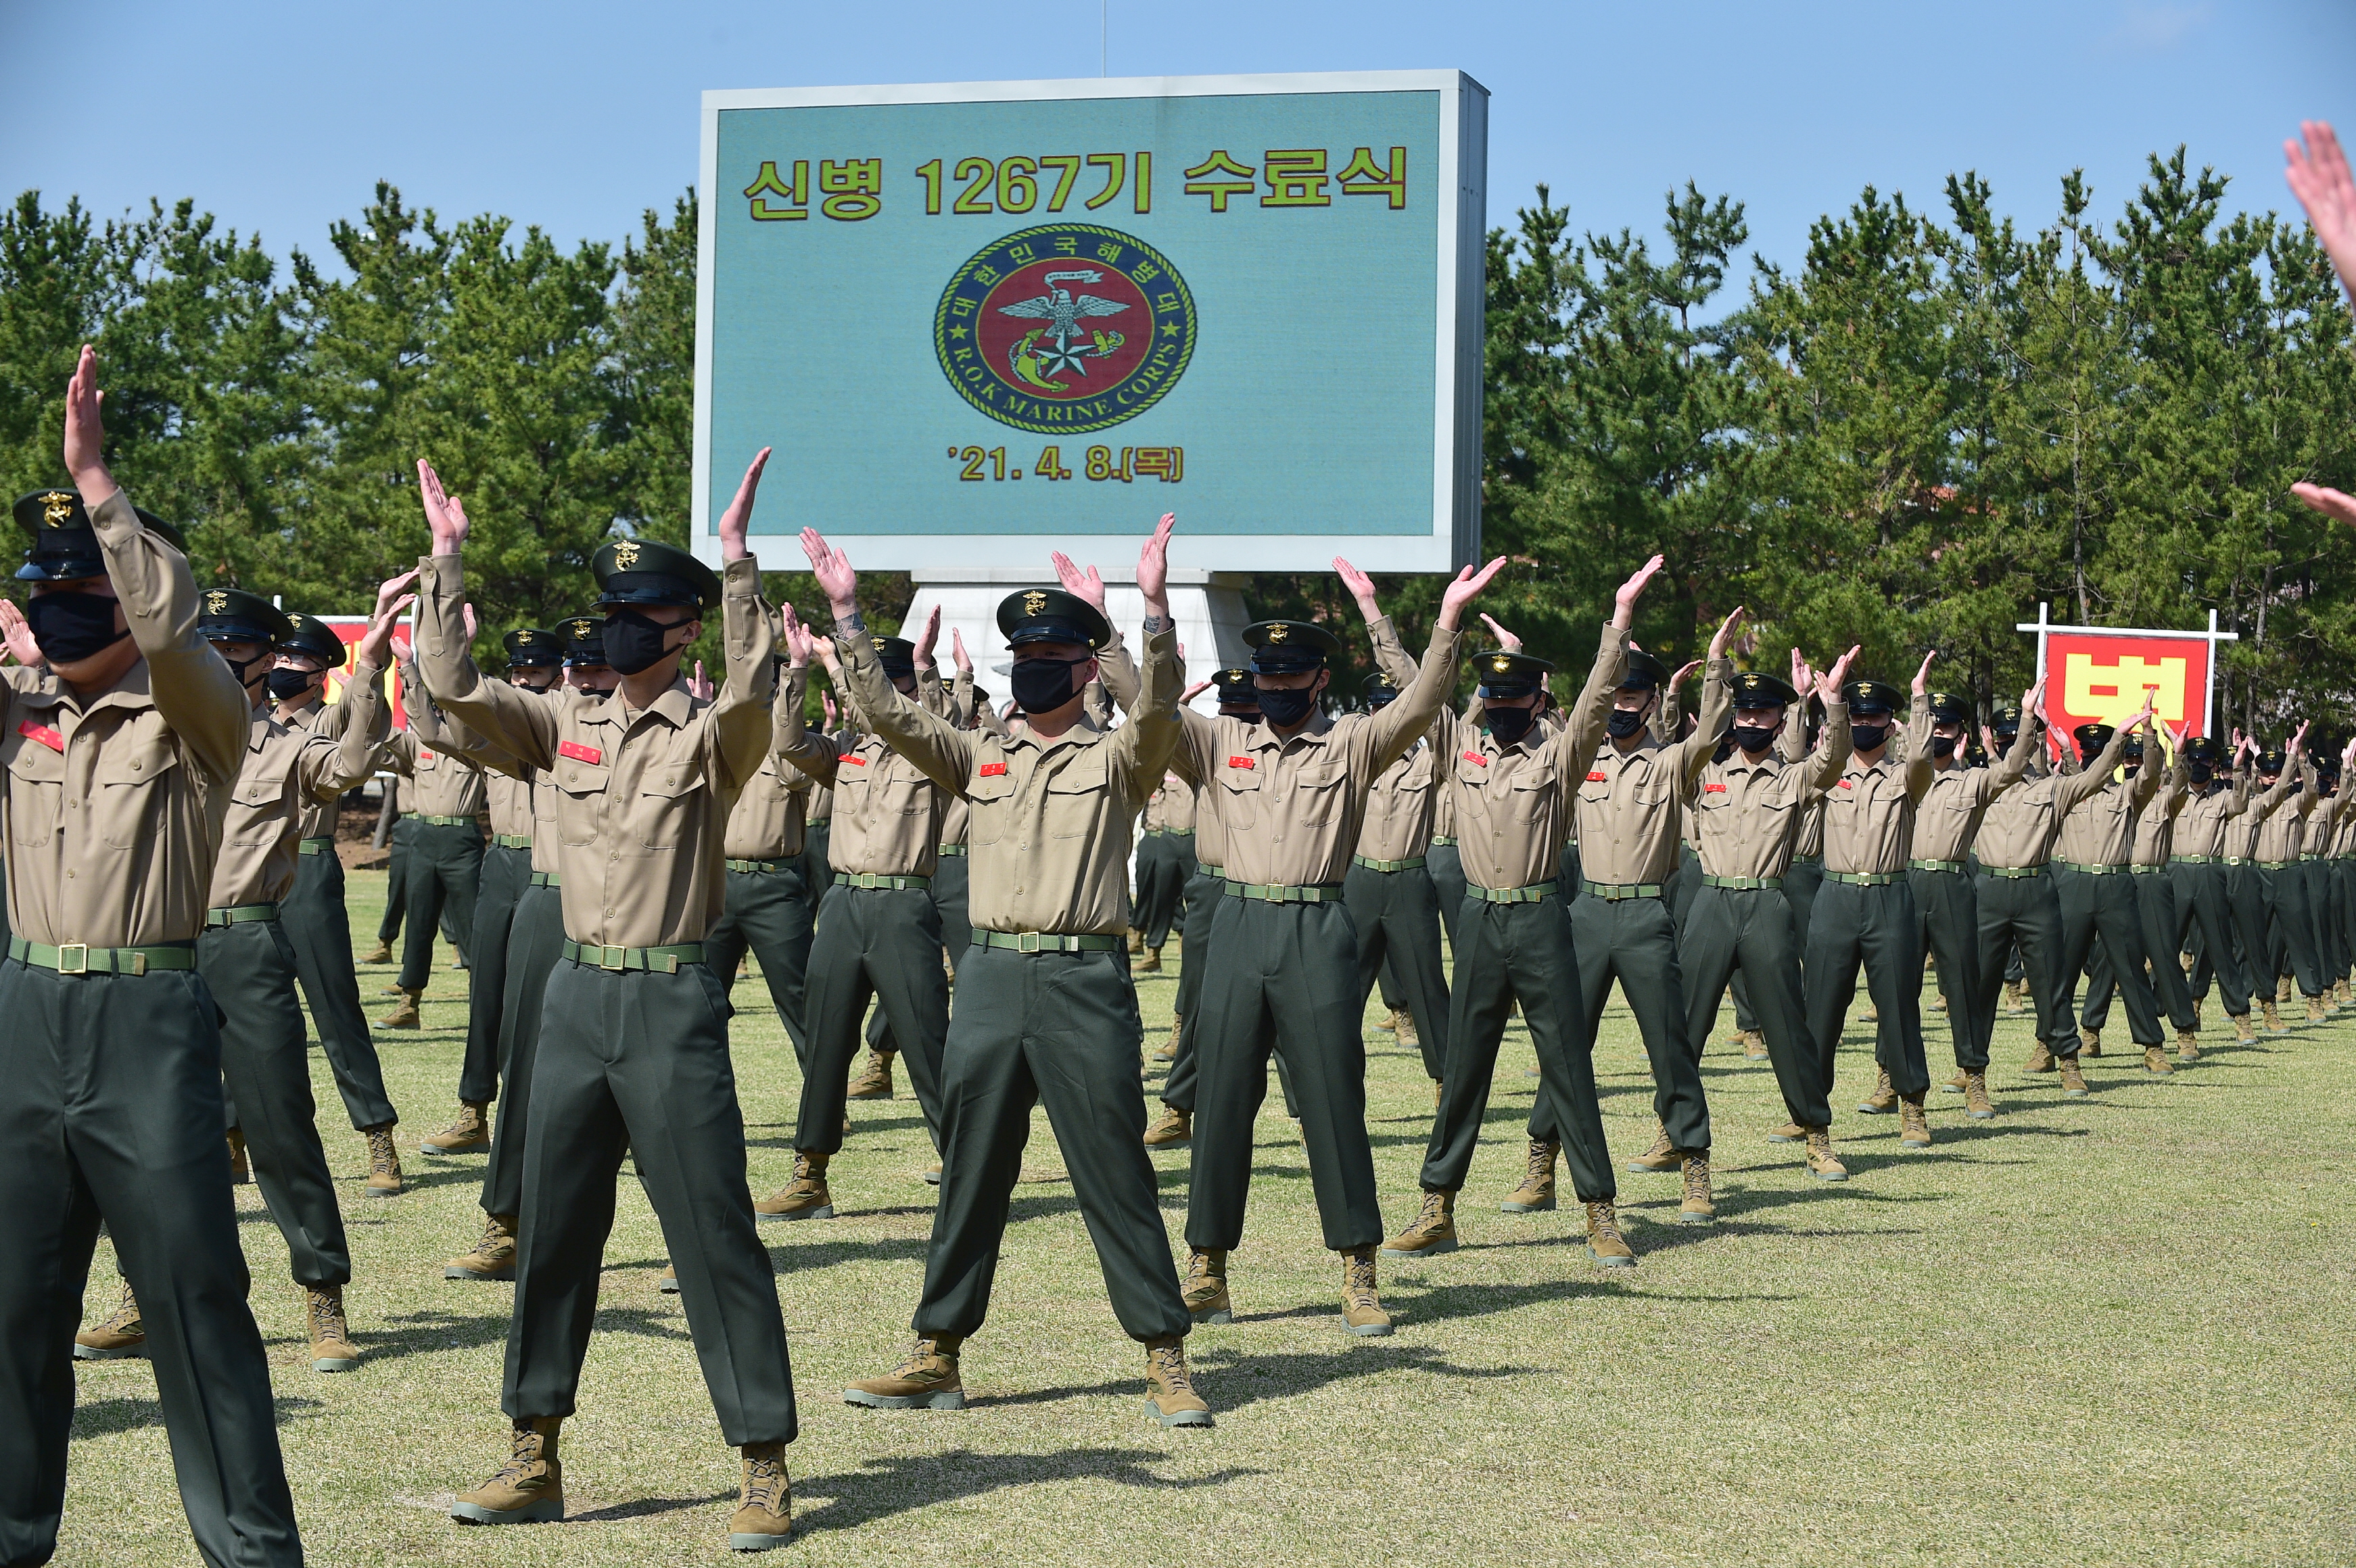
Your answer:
[2204,608,2220,738]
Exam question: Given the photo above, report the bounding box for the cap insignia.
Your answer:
[572,619,595,638]
[206,590,229,614]
[40,492,72,527]
[1266,624,1289,644]
[515,630,532,643]
[1490,655,1511,672]
[1022,590,1047,617]
[613,540,641,570]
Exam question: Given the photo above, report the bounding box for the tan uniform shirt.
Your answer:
[281,683,376,840]
[2173,772,2248,859]
[1692,704,1852,880]
[1141,776,1199,835]
[0,490,250,947]
[1971,728,2129,868]
[834,620,1180,935]
[2251,765,2313,864]
[779,670,948,878]
[1573,652,1732,887]
[2055,746,2163,868]
[724,668,811,861]
[1438,625,1624,890]
[1354,615,1441,863]
[1820,705,1935,874]
[2127,755,2190,868]
[1910,733,2035,863]
[206,678,388,909]
[1172,621,1463,889]
[2303,786,2342,858]
[411,552,774,948]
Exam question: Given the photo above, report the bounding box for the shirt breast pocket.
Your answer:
[93,723,180,851]
[1217,761,1262,833]
[963,765,1016,845]
[635,756,707,848]
[1509,765,1558,822]
[554,757,609,847]
[1043,753,1108,836]
[1287,759,1350,826]
[228,755,295,848]
[3,724,64,847]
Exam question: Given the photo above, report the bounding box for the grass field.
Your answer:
[58,869,2356,1566]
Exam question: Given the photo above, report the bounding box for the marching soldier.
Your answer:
[806,521,1217,1427]
[377,659,493,1037]
[2077,727,2200,1066]
[364,786,415,966]
[2234,732,2315,1030]
[0,352,304,1567]
[415,456,798,1549]
[702,634,818,1062]
[1380,556,1662,1265]
[2170,736,2255,1042]
[274,609,406,1182]
[1133,763,1192,972]
[2047,719,2170,1073]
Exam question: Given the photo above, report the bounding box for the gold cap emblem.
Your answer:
[41,492,74,527]
[515,630,532,642]
[572,619,595,638]
[1266,623,1289,644]
[1022,590,1047,617]
[205,590,229,614]
[613,540,641,569]
[1491,655,1511,671]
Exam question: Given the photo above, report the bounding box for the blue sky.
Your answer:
[4,1,2352,283]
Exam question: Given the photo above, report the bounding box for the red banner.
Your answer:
[2040,631,2213,742]
[314,617,413,729]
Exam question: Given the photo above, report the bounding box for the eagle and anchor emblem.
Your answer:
[935,224,1196,435]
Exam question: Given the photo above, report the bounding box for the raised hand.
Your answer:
[2292,481,2356,527]
[688,659,714,701]
[462,602,478,642]
[821,690,839,729]
[417,459,473,552]
[1612,554,1666,628]
[1670,660,1702,690]
[717,448,771,563]
[1334,554,1380,620]
[1791,647,1815,694]
[1478,612,1523,652]
[1051,549,1108,610]
[799,528,858,621]
[63,345,115,504]
[950,625,972,677]
[1438,555,1508,631]
[2292,719,2311,756]
[1137,512,1174,618]
[1815,644,1862,704]
[911,604,941,667]
[1912,648,1937,696]
[1708,605,1747,661]
[355,571,419,669]
[1179,677,1215,707]
[0,600,42,667]
[2286,121,2356,308]
[780,602,816,668]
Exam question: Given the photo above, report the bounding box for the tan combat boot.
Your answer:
[445,1213,519,1281]
[1677,1154,1714,1225]
[2278,974,2294,1005]
[1804,1126,1847,1182]
[2144,1045,2173,1075]
[1153,1014,1181,1062]
[2308,994,2330,1024]
[1340,1246,1392,1336]
[1858,1001,1880,1024]
[1938,1070,1968,1093]
[922,1162,943,1187]
[1931,991,1948,1014]
[452,1417,565,1525]
[1744,1030,1769,1062]
[2002,978,2025,1015]
[360,938,394,966]
[1371,1009,1396,1033]
[844,1336,966,1409]
[420,1101,491,1156]
[1181,1248,1231,1324]
[2231,1012,2257,1043]
[1391,1007,1420,1048]
[2176,1030,2200,1064]
[755,1151,833,1221]
[306,1285,360,1372]
[1627,1120,1681,1172]
[2025,1041,2056,1073]
[1144,1106,1192,1147]
[1128,930,1144,954]
[2262,997,2288,1035]
[2192,997,2205,1028]
[1382,1190,1459,1258]
[1899,1095,1931,1148]
[1582,1201,1636,1268]
[1501,1139,1559,1212]
[728,1441,792,1551]
[227,1126,251,1184]
[660,1264,680,1294]
[1766,1121,1807,1143]
[1137,945,1162,973]
[1963,1072,1995,1119]
[2058,1056,2090,1097]
[1144,1338,1213,1427]
[362,1123,404,1197]
[846,1049,895,1100]
[1859,1066,1898,1114]
[378,987,423,1029]
[2338,979,2353,1006]
[2079,1026,2102,1058]
[74,1279,145,1360]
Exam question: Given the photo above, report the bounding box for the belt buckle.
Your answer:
[56,943,89,975]
[599,945,627,972]
[1017,932,1042,954]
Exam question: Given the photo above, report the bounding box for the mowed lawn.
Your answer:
[60,869,2355,1567]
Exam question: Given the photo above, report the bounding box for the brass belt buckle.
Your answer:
[600,945,627,972]
[56,943,89,975]
[1017,932,1042,953]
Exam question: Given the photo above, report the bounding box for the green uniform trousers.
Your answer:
[1971,870,2077,1065]
[2053,867,2165,1046]
[1668,843,1702,935]
[1420,895,1617,1202]
[2305,858,2343,987]
[1910,866,1983,1072]
[377,811,418,943]
[801,820,834,916]
[483,882,564,1219]
[933,851,973,972]
[1680,884,1829,1129]
[2082,872,2197,1035]
[2226,861,2278,1001]
[506,957,796,1446]
[2175,861,2251,1016]
[202,920,351,1289]
[1804,878,1929,1097]
[1158,865,1299,1120]
[1187,897,1382,1253]
[704,863,815,1062]
[913,945,1190,1343]
[1133,833,1189,950]
[798,885,947,1153]
[2336,861,2356,989]
[459,843,529,1104]
[0,958,301,1568]
[1536,894,1710,1153]
[2259,863,2326,999]
[1344,862,1451,1081]
[281,846,398,1129]
[1785,858,1824,962]
[396,819,481,991]
[1426,841,1466,948]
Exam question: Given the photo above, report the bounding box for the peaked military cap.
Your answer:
[2182,735,2223,764]
[594,538,721,611]
[969,685,990,707]
[1363,671,1399,709]
[997,587,1110,650]
[1964,740,1990,767]
[197,588,293,648]
[559,612,609,666]
[1211,667,1260,707]
[1729,670,1799,711]
[502,627,563,669]
[1244,619,1343,673]
[1475,648,1551,698]
[14,488,184,581]
[869,635,918,677]
[277,610,348,667]
[1990,700,2024,733]
[1925,690,1972,725]
[1619,650,1667,691]
[1842,679,1902,716]
[2073,723,2116,758]
[2256,748,2288,774]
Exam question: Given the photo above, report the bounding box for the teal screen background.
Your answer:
[707,90,1445,540]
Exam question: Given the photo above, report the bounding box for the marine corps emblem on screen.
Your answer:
[935,224,1197,434]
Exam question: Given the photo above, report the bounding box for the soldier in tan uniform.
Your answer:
[702,644,817,1064]
[2076,728,2200,1066]
[2222,735,2301,1033]
[806,523,1218,1427]
[2169,736,2255,1040]
[1133,766,1194,972]
[2244,734,2325,1022]
[414,455,797,1549]
[2044,720,2169,1074]
[377,682,494,1035]
[0,349,304,1565]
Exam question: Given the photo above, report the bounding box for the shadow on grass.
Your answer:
[565,1490,730,1522]
[73,1394,323,1438]
[793,1447,1262,1534]
[356,1306,515,1364]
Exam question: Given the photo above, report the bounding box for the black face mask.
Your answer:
[1852,723,1889,752]
[1254,682,1321,728]
[1730,723,1776,754]
[25,591,127,663]
[1487,705,1538,746]
[2188,762,2215,784]
[1606,708,1646,739]
[601,609,686,676]
[1010,655,1089,715]
[206,639,267,688]
[1930,735,1958,758]
[264,667,320,702]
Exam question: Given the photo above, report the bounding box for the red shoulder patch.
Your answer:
[1461,751,1488,767]
[16,719,62,753]
[1703,782,1727,794]
[1586,771,1608,783]
[837,753,868,765]
[978,762,1008,777]
[558,741,601,765]
[1227,755,1255,770]
[1835,778,1855,789]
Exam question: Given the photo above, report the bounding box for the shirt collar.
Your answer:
[1251,709,1335,750]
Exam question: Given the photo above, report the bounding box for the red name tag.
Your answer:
[16,719,62,753]
[1461,751,1488,767]
[838,753,867,765]
[1836,778,1854,789]
[1228,756,1254,770]
[1704,782,1727,794]
[1586,771,1608,783]
[978,762,1008,776]
[558,741,601,765]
